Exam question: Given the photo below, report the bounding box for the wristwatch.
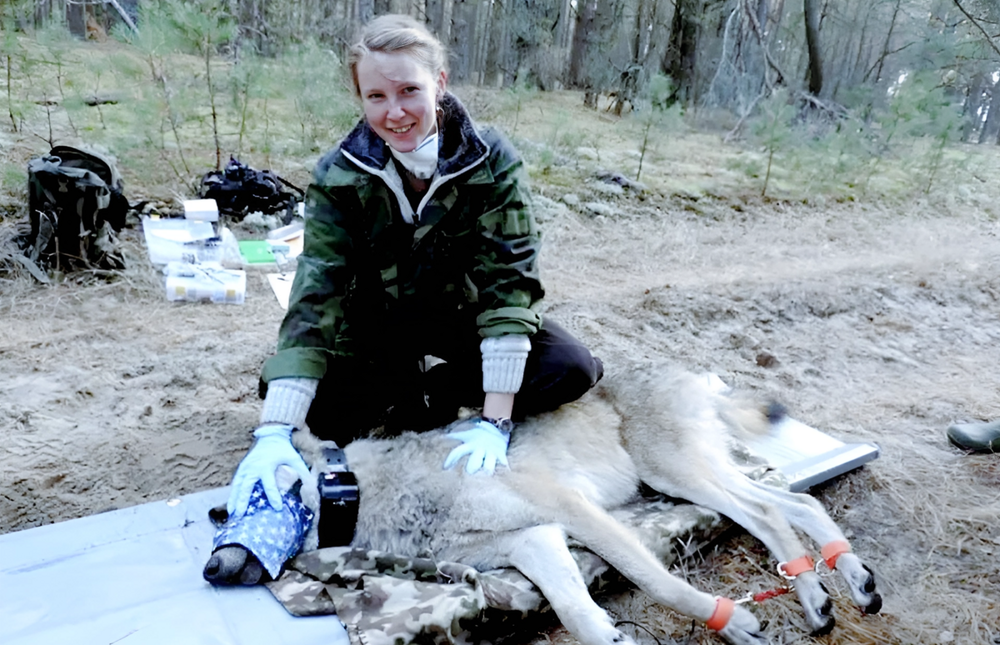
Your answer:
[482,416,515,434]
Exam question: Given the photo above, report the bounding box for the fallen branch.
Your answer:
[12,254,51,284]
[85,94,122,106]
[796,91,851,120]
[34,94,124,107]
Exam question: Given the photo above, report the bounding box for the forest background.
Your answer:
[5,0,1000,201]
[2,2,1000,645]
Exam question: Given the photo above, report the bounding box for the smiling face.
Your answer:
[356,50,447,153]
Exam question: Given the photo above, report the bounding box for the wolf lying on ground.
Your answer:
[206,366,882,645]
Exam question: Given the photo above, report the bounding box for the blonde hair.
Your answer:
[348,15,448,96]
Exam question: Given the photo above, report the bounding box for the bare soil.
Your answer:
[2,90,999,645]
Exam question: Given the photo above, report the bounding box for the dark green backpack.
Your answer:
[23,145,129,271]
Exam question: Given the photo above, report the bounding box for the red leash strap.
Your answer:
[778,555,815,578]
[752,587,791,602]
[706,597,736,631]
[821,540,851,569]
[736,586,793,605]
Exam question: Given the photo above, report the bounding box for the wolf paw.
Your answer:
[855,566,883,614]
[794,574,835,635]
[717,604,767,645]
[836,554,882,614]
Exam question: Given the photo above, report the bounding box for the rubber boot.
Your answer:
[947,420,1000,453]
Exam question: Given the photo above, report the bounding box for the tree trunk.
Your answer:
[838,1,872,99]
[426,0,446,38]
[449,0,477,84]
[632,0,646,63]
[665,0,700,105]
[979,80,1000,144]
[556,0,574,51]
[359,0,375,25]
[756,0,769,34]
[34,0,55,27]
[67,0,86,38]
[869,0,901,84]
[803,0,823,96]
[962,71,987,143]
[569,0,598,89]
[499,0,518,88]
[475,0,493,86]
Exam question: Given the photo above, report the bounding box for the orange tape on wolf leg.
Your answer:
[778,555,815,578]
[821,540,851,569]
[706,597,736,631]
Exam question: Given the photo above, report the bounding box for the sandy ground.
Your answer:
[2,147,1000,643]
[535,194,1000,644]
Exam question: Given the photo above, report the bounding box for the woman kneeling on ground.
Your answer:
[205,14,603,585]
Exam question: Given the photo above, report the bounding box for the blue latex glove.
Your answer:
[227,424,312,517]
[443,419,510,475]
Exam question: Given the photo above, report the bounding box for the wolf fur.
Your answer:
[215,365,882,645]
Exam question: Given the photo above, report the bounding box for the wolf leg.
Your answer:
[743,479,882,614]
[638,466,835,635]
[506,524,637,645]
[520,489,766,645]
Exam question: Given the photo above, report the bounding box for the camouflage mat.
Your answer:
[265,442,786,645]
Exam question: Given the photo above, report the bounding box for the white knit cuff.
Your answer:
[259,377,319,430]
[481,335,531,394]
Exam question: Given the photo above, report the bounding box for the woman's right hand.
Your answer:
[227,424,312,517]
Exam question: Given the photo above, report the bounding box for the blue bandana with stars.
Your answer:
[212,480,315,578]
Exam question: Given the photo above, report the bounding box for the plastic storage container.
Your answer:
[163,262,246,304]
[142,217,218,265]
[183,199,220,222]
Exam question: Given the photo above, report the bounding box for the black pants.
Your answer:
[299,318,603,445]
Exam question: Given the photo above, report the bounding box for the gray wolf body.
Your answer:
[210,366,881,645]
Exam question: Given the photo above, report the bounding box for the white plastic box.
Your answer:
[183,198,220,222]
[266,220,305,260]
[164,262,246,304]
[142,217,217,265]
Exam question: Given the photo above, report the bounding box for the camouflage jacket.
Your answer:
[262,93,544,383]
[264,443,788,645]
[266,498,725,645]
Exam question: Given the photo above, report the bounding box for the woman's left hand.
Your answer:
[443,419,510,475]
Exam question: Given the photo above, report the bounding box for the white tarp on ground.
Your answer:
[0,412,877,645]
[0,487,350,645]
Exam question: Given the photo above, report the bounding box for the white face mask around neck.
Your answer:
[389,128,439,180]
